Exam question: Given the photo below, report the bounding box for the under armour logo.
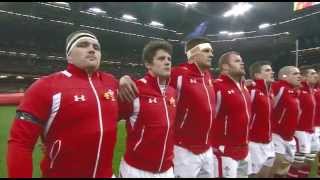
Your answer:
[288,90,294,94]
[227,90,235,94]
[74,95,86,102]
[259,92,264,96]
[190,79,197,84]
[148,97,157,103]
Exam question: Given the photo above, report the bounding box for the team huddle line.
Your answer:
[6,30,320,178]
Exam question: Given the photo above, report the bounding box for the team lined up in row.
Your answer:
[6,30,320,178]
[119,37,320,178]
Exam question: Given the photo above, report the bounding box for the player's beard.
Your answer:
[229,68,245,78]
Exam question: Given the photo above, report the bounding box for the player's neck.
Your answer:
[196,63,209,73]
[305,81,316,88]
[221,72,241,84]
[158,77,167,85]
[85,69,95,77]
[266,81,272,89]
[148,70,168,85]
[188,60,208,73]
[228,74,242,83]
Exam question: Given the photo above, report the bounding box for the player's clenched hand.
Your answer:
[244,79,256,87]
[119,75,139,102]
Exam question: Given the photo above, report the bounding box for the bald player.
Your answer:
[287,65,318,178]
[269,66,301,178]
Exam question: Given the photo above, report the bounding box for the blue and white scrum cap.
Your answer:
[65,30,98,56]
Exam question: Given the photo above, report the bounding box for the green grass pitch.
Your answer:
[0,105,318,177]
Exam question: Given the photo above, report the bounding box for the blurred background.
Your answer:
[0,2,319,93]
[1,2,320,177]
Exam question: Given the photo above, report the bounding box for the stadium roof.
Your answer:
[0,2,320,79]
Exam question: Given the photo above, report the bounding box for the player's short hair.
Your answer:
[278,66,297,80]
[249,61,272,79]
[299,65,315,76]
[218,51,240,70]
[142,40,172,64]
[312,64,320,73]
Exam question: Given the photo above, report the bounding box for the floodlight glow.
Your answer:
[16,76,24,79]
[149,21,164,27]
[179,2,198,7]
[223,3,253,17]
[54,2,69,6]
[206,34,218,37]
[0,75,8,79]
[259,23,271,29]
[219,31,229,34]
[29,53,38,57]
[88,7,106,14]
[122,14,137,21]
[8,51,17,56]
[228,31,244,36]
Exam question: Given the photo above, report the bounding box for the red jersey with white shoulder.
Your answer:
[170,62,215,154]
[120,73,177,173]
[212,74,251,160]
[7,64,119,178]
[271,80,300,141]
[296,81,316,133]
[247,79,273,143]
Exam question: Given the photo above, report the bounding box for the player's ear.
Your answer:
[145,62,151,70]
[222,63,229,71]
[66,56,72,64]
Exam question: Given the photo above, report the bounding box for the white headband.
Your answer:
[186,43,212,59]
[66,32,98,56]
